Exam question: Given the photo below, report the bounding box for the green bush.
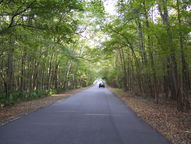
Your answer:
[0,89,58,107]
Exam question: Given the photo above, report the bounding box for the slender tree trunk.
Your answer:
[136,19,147,65]
[20,48,27,92]
[143,1,158,102]
[176,0,190,111]
[64,62,71,89]
[48,54,53,89]
[33,60,39,90]
[54,63,59,89]
[7,35,14,95]
[118,48,128,90]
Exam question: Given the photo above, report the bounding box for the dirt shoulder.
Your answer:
[0,88,86,126]
[109,88,191,144]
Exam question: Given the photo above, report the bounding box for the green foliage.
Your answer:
[1,0,190,111]
[86,0,105,17]
[0,0,99,107]
[98,0,191,111]
[0,90,55,106]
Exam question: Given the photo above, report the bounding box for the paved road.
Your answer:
[0,86,170,144]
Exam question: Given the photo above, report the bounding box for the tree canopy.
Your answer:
[0,0,191,111]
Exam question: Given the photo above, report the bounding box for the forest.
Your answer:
[99,0,191,112]
[0,0,191,113]
[0,0,97,105]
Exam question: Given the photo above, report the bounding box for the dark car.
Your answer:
[99,83,105,88]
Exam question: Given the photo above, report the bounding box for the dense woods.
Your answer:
[100,0,191,111]
[0,0,191,112]
[0,0,97,105]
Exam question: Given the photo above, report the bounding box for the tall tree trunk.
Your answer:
[136,19,147,65]
[20,48,27,92]
[118,48,128,90]
[158,0,185,111]
[54,63,59,89]
[47,54,53,89]
[176,0,190,111]
[7,35,14,95]
[143,1,158,102]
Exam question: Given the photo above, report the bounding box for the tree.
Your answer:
[99,0,191,111]
[0,0,96,106]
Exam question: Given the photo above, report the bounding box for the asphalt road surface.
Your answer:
[0,86,170,144]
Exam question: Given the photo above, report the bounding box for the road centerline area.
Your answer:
[0,86,170,144]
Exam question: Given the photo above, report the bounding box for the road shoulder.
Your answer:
[109,87,191,144]
[0,88,86,126]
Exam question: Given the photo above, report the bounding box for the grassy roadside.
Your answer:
[0,87,87,126]
[109,87,191,144]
